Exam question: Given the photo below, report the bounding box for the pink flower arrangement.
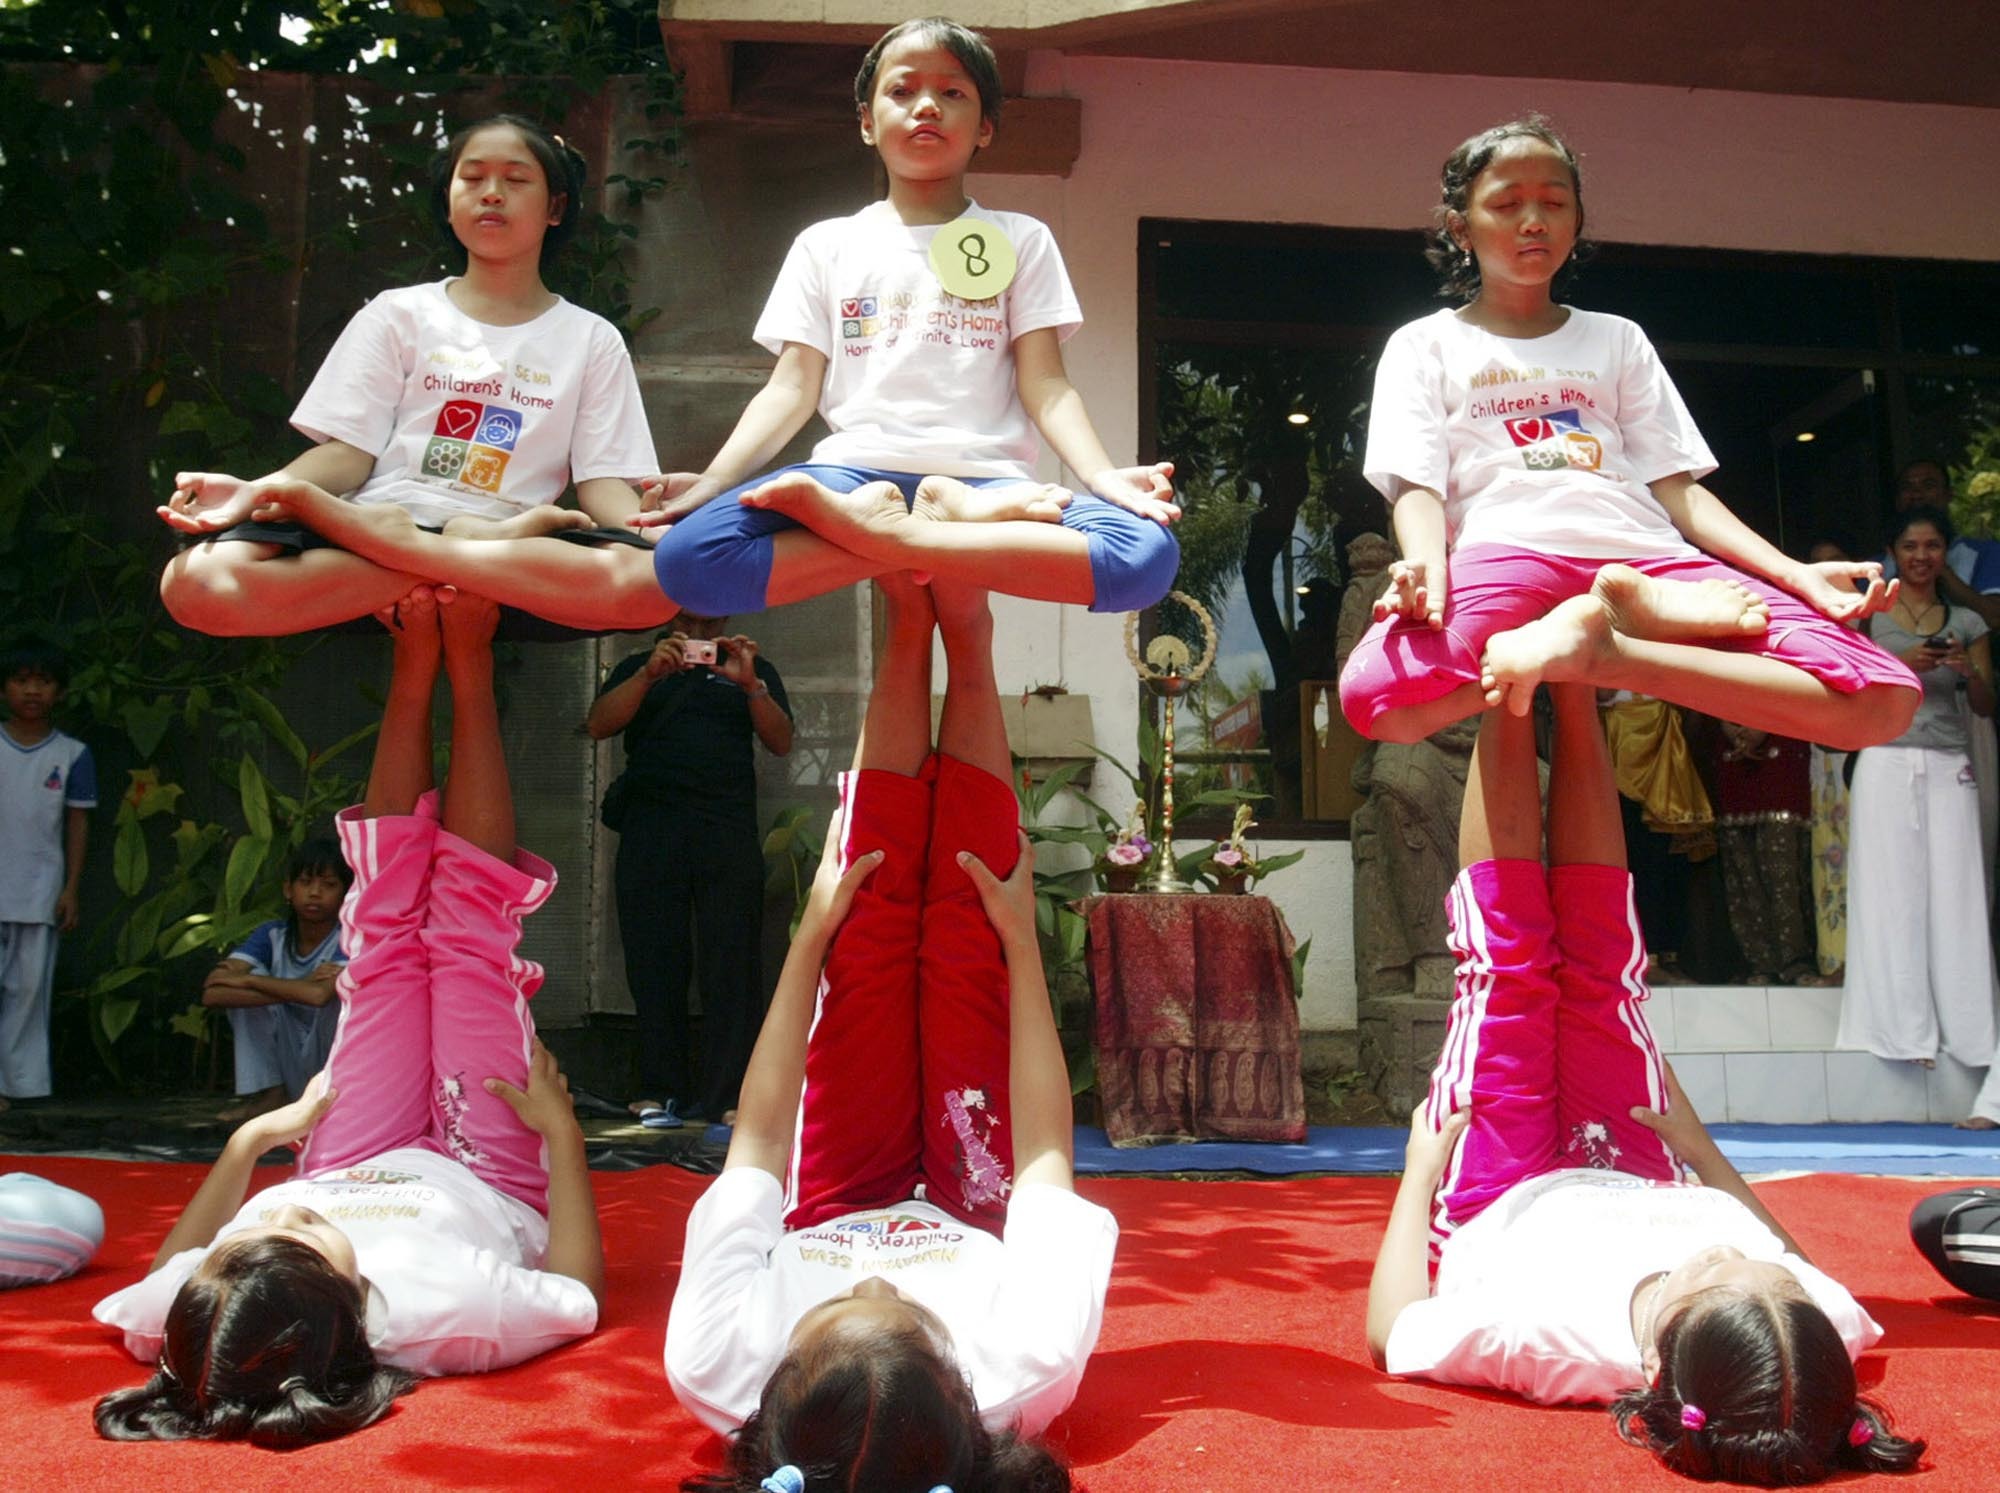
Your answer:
[1107,841,1147,867]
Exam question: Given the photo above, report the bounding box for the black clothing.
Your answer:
[601,652,789,817]
[1910,1188,2000,1301]
[599,652,791,1107]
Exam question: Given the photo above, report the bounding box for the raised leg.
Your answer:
[420,592,559,1213]
[1426,705,1562,1255]
[1544,683,1679,1180]
[916,583,1021,1232]
[297,595,444,1175]
[784,576,935,1228]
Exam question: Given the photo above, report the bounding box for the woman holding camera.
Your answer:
[1837,506,1998,1115]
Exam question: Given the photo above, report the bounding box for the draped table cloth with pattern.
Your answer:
[1080,893,1307,1146]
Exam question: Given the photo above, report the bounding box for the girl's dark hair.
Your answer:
[93,1236,416,1449]
[682,1324,1068,1493]
[854,17,1004,126]
[1611,1291,1924,1484]
[428,113,587,272]
[1425,115,1587,302]
[1888,503,1956,552]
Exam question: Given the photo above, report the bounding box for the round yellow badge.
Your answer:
[928,216,1017,300]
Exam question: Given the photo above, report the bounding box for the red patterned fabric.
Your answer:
[1083,893,1306,1146]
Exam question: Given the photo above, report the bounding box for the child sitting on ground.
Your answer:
[201,837,353,1123]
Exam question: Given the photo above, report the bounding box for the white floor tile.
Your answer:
[1927,1054,1988,1123]
[1642,991,1677,1053]
[1766,986,1844,1051]
[1673,987,1772,1052]
[1825,1051,1932,1122]
[1671,1054,1728,1120]
[1724,1053,1829,1123]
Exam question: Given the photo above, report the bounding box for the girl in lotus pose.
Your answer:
[641,16,1179,621]
[159,114,669,636]
[93,589,603,1447]
[666,575,1114,1491]
[1339,118,1916,750]
[1367,685,1923,1484]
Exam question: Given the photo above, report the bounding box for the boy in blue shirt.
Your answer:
[0,641,95,1113]
[201,837,352,1122]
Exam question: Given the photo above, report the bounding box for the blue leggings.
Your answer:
[651,464,1179,618]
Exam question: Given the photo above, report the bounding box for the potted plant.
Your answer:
[1200,803,1304,893]
[1096,806,1153,893]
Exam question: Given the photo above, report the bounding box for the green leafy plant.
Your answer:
[1,3,679,1086]
[763,803,826,939]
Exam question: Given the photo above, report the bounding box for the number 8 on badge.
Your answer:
[929,216,1017,300]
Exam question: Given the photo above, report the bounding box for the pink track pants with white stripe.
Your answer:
[1426,859,1683,1262]
[297,791,558,1215]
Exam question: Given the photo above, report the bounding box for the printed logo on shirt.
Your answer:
[425,401,523,494]
[44,767,64,791]
[1504,408,1602,472]
[326,1166,422,1187]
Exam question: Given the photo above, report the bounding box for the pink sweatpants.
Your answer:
[297,792,558,1214]
[1426,859,1681,1262]
[786,755,1020,1236]
[1339,543,1919,738]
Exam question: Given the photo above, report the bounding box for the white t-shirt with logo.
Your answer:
[665,1169,1117,1438]
[93,1147,597,1377]
[754,201,1082,481]
[1365,308,1714,560]
[1384,1168,1881,1405]
[292,281,659,528]
[0,728,96,924]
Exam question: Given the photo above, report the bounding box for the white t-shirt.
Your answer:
[1365,308,1715,560]
[754,201,1082,481]
[1385,1168,1881,1405]
[93,1147,596,1377]
[0,728,95,924]
[665,1169,1117,1438]
[292,281,658,528]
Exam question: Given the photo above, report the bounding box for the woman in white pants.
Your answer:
[1838,506,1997,1120]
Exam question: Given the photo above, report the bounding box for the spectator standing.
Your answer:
[588,616,792,1124]
[201,837,352,1122]
[1838,507,1997,1086]
[1884,461,1999,895]
[0,641,95,1114]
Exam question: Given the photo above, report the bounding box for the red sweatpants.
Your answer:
[785,754,1021,1235]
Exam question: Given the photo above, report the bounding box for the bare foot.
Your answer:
[442,507,593,541]
[1957,1115,1998,1131]
[251,480,426,563]
[1591,563,1769,641]
[440,589,502,651]
[913,475,1070,525]
[217,1085,289,1125]
[741,474,917,560]
[159,470,263,534]
[1480,593,1616,715]
[376,584,447,643]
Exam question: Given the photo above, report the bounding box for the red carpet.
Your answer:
[6,1156,1996,1490]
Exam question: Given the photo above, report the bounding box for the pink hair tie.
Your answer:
[1849,1418,1875,1448]
[1679,1404,1707,1431]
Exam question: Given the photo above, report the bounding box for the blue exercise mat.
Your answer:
[1070,1122,2000,1178]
